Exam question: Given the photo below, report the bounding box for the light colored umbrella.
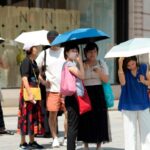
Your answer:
[105,38,150,58]
[0,37,5,44]
[14,30,49,45]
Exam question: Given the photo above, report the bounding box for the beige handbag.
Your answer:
[23,67,41,101]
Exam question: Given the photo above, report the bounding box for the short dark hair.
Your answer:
[47,30,59,43]
[84,42,99,58]
[64,44,79,60]
[123,56,138,71]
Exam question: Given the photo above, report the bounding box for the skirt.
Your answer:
[17,90,44,135]
[77,85,112,143]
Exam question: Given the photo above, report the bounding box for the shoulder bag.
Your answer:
[23,67,41,101]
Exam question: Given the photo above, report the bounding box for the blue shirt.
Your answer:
[118,64,150,111]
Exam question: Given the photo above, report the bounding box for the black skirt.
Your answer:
[77,85,112,143]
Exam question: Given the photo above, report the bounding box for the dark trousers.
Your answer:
[40,83,51,135]
[0,101,5,129]
[65,95,79,150]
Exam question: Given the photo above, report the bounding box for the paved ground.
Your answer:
[0,107,126,150]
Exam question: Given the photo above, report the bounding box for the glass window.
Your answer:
[0,0,116,88]
[0,43,21,88]
[66,0,116,83]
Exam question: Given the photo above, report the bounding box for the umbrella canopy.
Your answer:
[0,37,5,44]
[105,38,150,58]
[14,30,49,45]
[50,28,109,46]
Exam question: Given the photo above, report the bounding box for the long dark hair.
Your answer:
[123,56,139,71]
[26,46,35,56]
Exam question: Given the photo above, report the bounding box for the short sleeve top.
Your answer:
[118,63,150,111]
[20,57,39,86]
[36,48,65,92]
[84,59,109,86]
[65,61,84,96]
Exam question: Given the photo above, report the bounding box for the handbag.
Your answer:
[23,67,41,101]
[60,63,76,96]
[76,83,92,115]
[98,60,114,108]
[23,87,41,101]
[102,82,114,108]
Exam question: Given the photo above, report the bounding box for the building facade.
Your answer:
[0,0,149,90]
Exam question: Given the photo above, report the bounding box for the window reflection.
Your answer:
[0,0,116,88]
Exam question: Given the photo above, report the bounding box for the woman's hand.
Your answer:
[139,75,146,84]
[75,55,82,63]
[28,93,36,104]
[118,57,125,74]
[93,66,108,82]
[93,66,102,75]
[118,57,124,65]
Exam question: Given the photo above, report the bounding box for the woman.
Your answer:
[18,43,49,150]
[77,42,111,150]
[63,44,84,150]
[118,56,150,150]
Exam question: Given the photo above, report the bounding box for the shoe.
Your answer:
[62,137,67,146]
[28,141,44,149]
[19,143,30,150]
[52,137,60,148]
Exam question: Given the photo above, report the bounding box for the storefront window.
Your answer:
[0,0,116,88]
[66,0,116,83]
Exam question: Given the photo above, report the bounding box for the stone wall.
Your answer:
[129,0,150,64]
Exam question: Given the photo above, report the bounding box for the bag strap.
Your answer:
[32,67,40,86]
[43,50,46,71]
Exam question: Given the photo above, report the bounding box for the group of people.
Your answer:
[17,30,111,150]
[1,29,149,150]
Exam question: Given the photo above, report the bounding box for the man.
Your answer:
[36,30,67,147]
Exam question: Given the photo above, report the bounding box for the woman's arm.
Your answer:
[118,58,126,86]
[93,65,109,83]
[139,67,150,86]
[68,55,85,80]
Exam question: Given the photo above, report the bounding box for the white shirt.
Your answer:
[84,59,109,86]
[36,48,65,92]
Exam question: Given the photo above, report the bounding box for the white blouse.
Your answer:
[84,59,109,86]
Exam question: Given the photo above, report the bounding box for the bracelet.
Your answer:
[118,71,124,74]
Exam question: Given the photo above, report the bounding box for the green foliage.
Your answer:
[16,48,26,65]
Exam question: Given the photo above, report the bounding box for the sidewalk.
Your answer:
[2,100,119,116]
[1,107,125,150]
